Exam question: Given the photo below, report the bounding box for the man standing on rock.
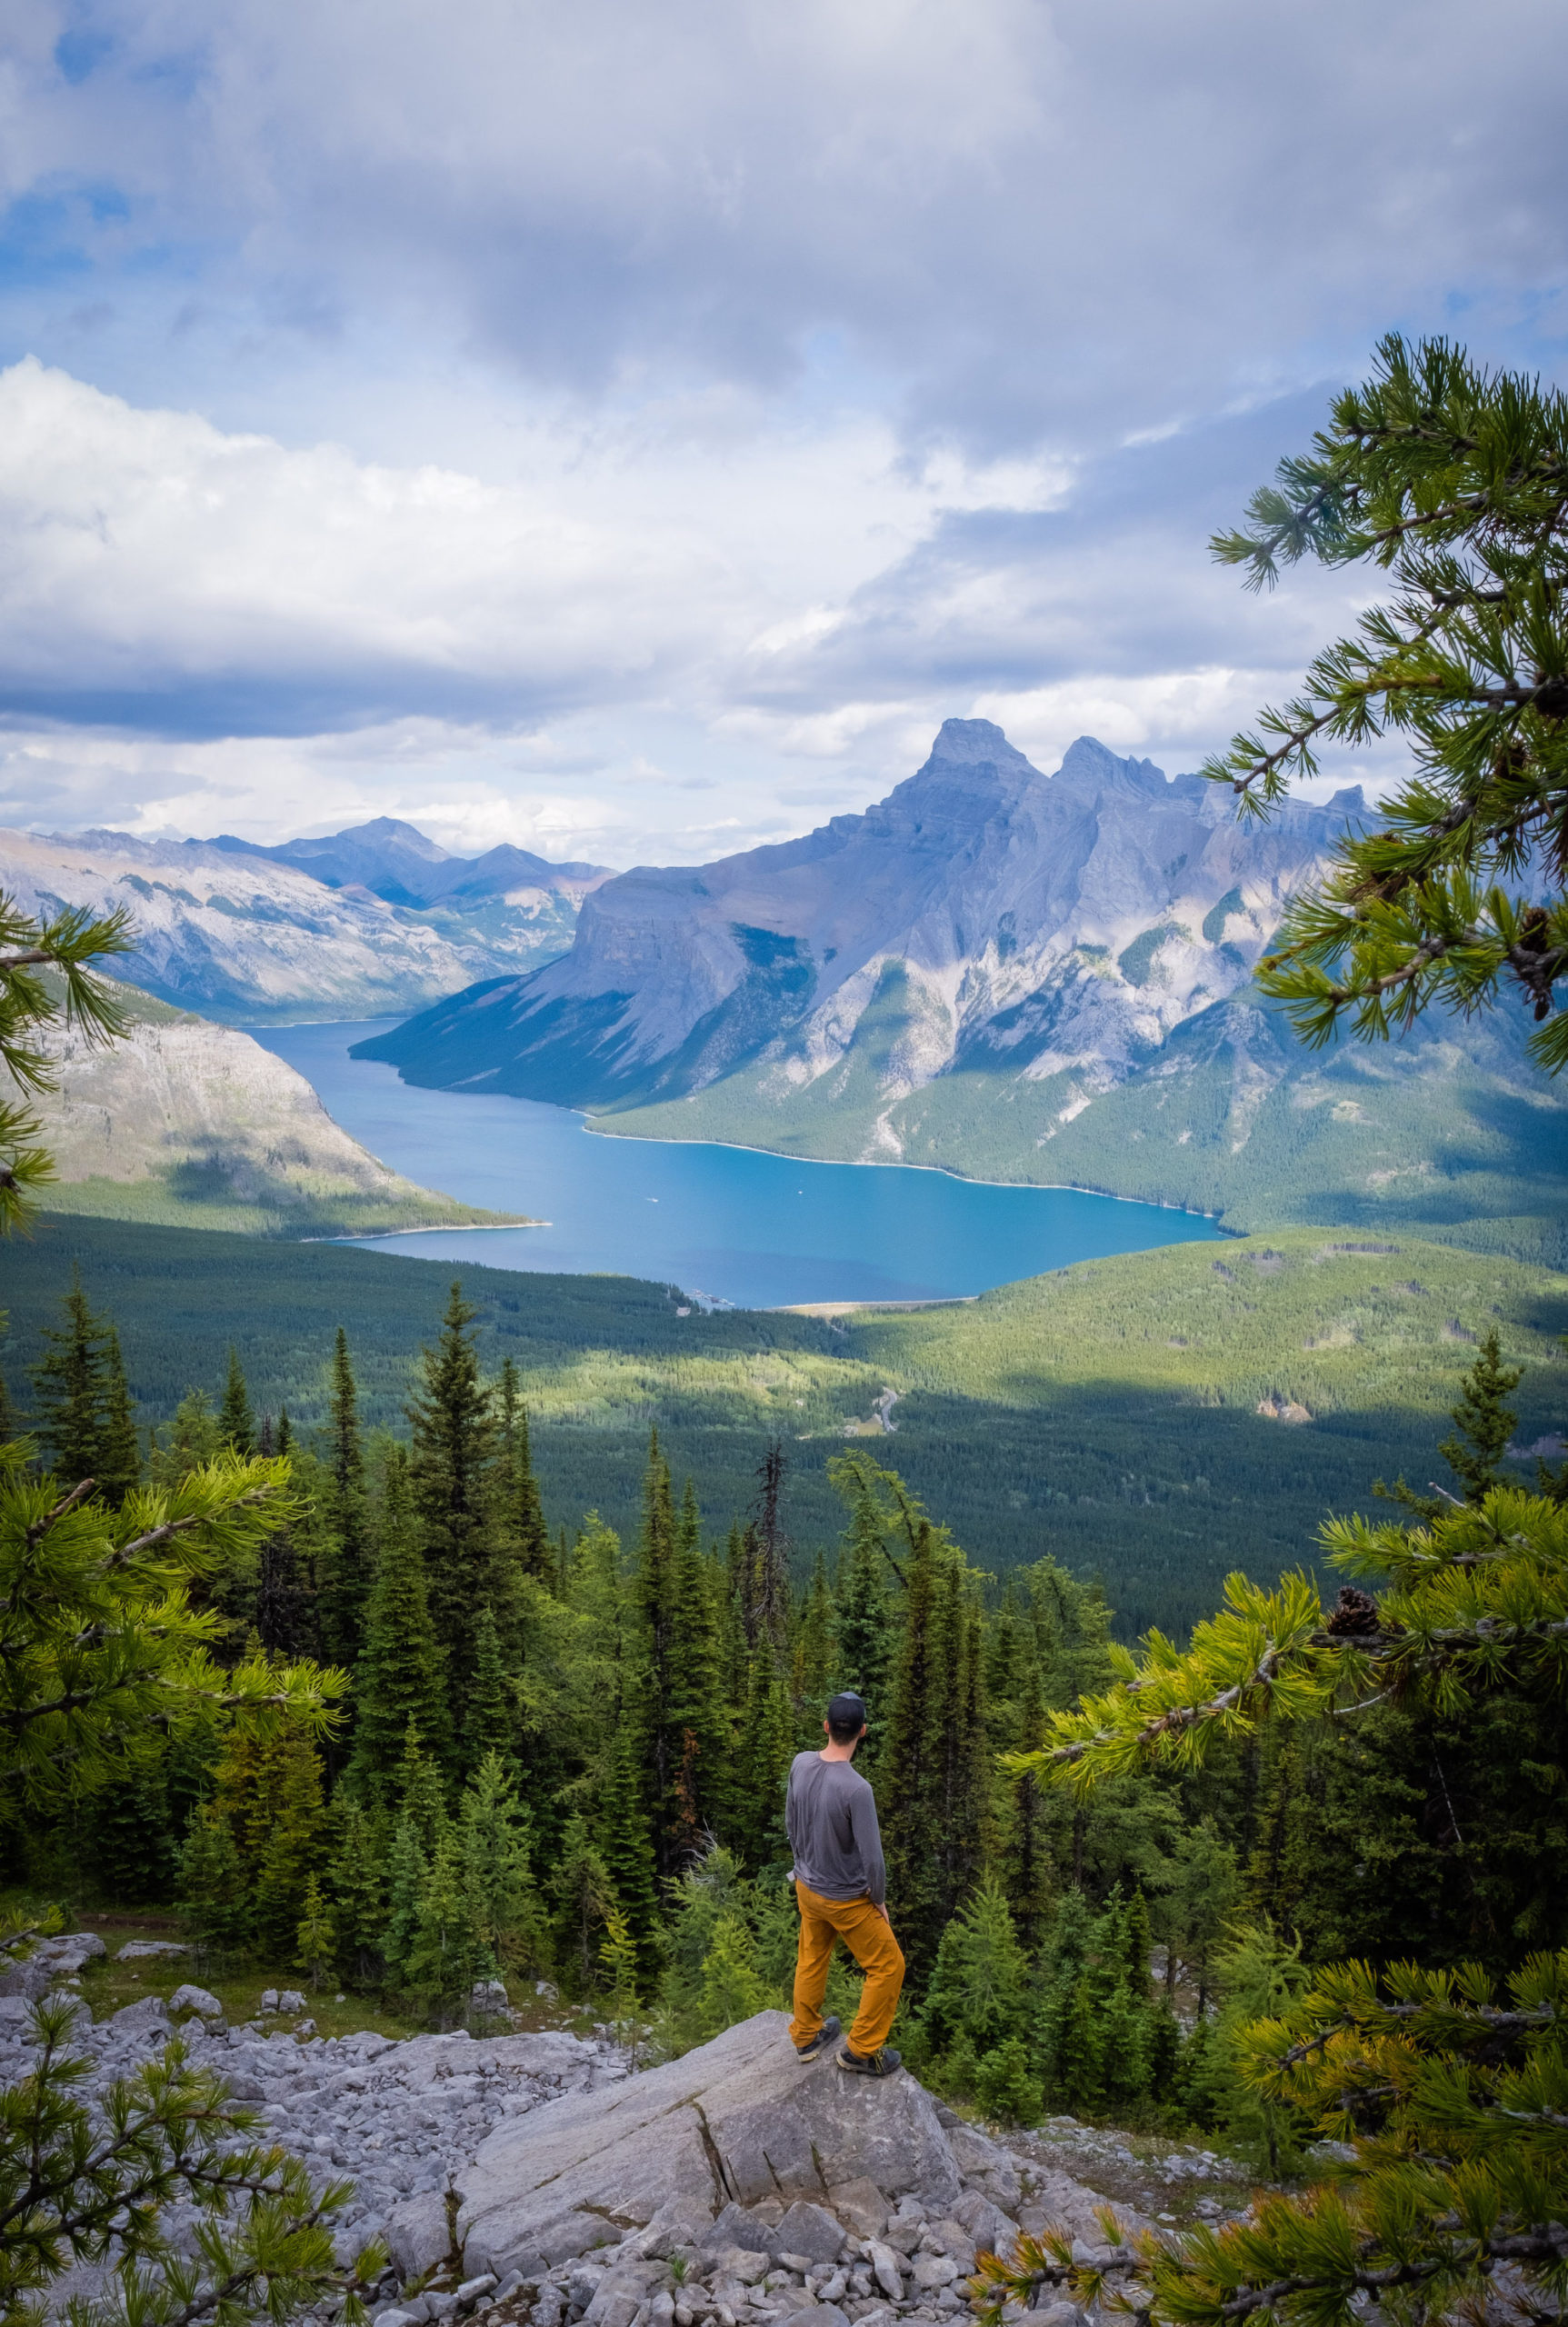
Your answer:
[785,1690,904,2078]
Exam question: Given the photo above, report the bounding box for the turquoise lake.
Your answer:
[253,1021,1226,1310]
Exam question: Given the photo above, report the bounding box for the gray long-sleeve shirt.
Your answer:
[785,1750,886,1907]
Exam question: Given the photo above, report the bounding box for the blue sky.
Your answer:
[0,0,1564,866]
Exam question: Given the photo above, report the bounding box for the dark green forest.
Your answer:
[5,1213,1564,1636]
[7,1255,1567,2162]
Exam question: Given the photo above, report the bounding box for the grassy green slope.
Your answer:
[8,1214,1563,1635]
[597,993,1568,1270]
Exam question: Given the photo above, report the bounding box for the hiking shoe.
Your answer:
[794,2014,841,2060]
[836,2043,902,2077]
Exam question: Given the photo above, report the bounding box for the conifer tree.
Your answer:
[464,1605,516,1765]
[696,1911,772,2037]
[176,1803,252,1956]
[500,1357,553,1585]
[1439,1328,1523,1502]
[382,1813,432,1984]
[97,1327,140,1502]
[549,1811,614,1994]
[791,1548,835,1735]
[0,1363,15,1443]
[597,1696,663,1990]
[1200,335,1568,1072]
[250,1723,327,1955]
[660,1477,729,1859]
[459,1750,542,1972]
[407,1826,493,2022]
[393,1716,450,1852]
[316,1328,372,1670]
[408,1282,501,1723]
[832,1465,893,1749]
[881,1505,986,1979]
[347,1449,451,1799]
[325,1795,386,1986]
[217,1347,255,1457]
[30,1273,109,1485]
[632,1431,678,1858]
[276,1404,293,1456]
[295,1873,336,1989]
[255,1521,313,1656]
[734,1645,794,1870]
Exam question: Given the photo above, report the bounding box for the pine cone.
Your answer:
[1324,1584,1383,1637]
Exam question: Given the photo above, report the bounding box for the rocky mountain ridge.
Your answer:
[359,722,1363,1134]
[0,818,608,1022]
[209,815,611,913]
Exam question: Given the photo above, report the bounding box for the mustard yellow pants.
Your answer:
[789,1878,905,2058]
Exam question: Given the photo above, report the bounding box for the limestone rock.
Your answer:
[459,2012,960,2281]
[111,1995,172,2033]
[169,1984,225,2018]
[864,2244,903,2303]
[788,2308,850,2327]
[774,2204,845,2265]
[385,2191,454,2280]
[826,2182,888,2241]
[115,1940,187,1961]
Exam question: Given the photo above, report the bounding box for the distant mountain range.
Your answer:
[209,814,608,911]
[0,818,612,1021]
[361,721,1568,1265]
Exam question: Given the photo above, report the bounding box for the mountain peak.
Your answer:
[927,716,1033,768]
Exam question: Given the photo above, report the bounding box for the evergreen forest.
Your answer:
[7,1263,1567,2168]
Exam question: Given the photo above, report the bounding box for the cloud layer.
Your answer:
[0,0,1564,857]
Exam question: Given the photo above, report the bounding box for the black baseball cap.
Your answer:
[827,1692,868,1730]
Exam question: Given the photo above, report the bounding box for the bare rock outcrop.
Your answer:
[457,2012,962,2281]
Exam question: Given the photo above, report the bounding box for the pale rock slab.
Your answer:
[458,2012,959,2281]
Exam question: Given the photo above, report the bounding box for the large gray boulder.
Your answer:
[458,2011,961,2278]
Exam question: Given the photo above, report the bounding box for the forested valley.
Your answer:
[8,1269,1566,2173]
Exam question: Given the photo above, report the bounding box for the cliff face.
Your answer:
[362,722,1362,1112]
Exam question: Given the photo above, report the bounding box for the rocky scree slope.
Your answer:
[32,982,529,1236]
[359,722,1360,1128]
[5,1942,1214,2327]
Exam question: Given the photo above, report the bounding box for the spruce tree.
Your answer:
[549,1811,614,1994]
[631,1431,678,1862]
[255,1523,313,1657]
[1439,1329,1524,1502]
[660,1477,729,1859]
[325,1796,387,1987]
[833,1470,893,1741]
[407,1827,494,2023]
[459,1750,542,1972]
[791,1548,835,1737]
[315,1327,372,1670]
[500,1357,553,1585]
[382,1812,433,1984]
[347,1448,452,1799]
[295,1874,336,1990]
[97,1328,140,1502]
[0,1363,15,1443]
[217,1347,256,1457]
[30,1273,109,1485]
[408,1282,502,1725]
[176,1804,252,1957]
[597,1693,664,1991]
[464,1605,516,1766]
[276,1404,293,1456]
[249,1724,327,1956]
[734,1646,794,1870]
[880,1515,949,1979]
